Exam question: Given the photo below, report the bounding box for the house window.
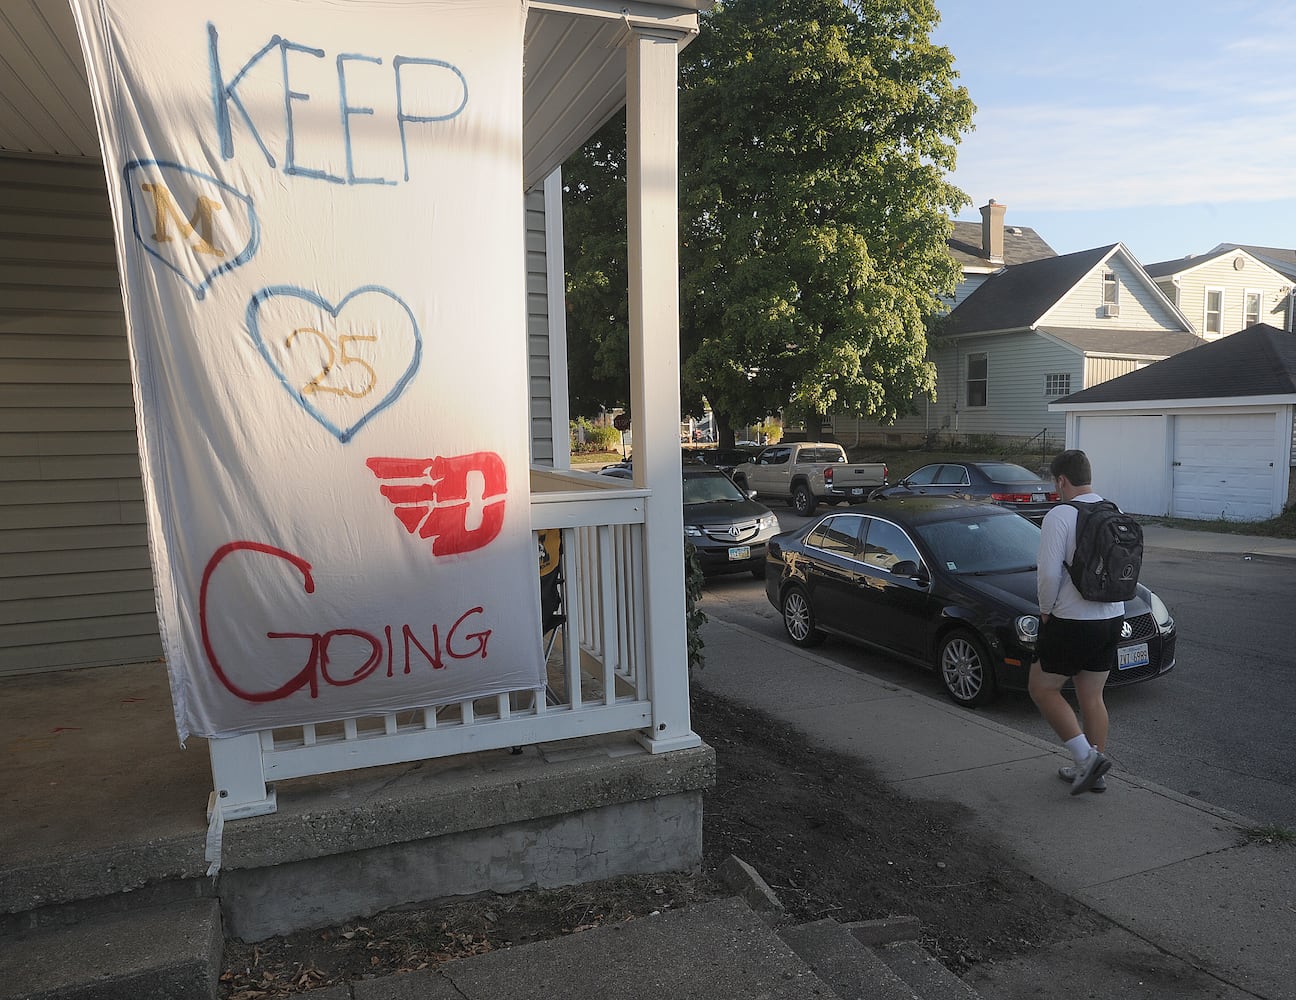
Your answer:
[1245,290,1262,327]
[966,353,988,407]
[1102,270,1118,304]
[1204,288,1224,336]
[1044,373,1071,397]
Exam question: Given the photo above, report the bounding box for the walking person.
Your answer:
[1031,449,1125,795]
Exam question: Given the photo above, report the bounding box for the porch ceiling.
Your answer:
[0,0,702,190]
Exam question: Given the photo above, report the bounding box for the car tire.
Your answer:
[792,483,817,517]
[781,585,823,648]
[935,629,997,708]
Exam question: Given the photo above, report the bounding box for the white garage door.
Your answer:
[1073,415,1169,515]
[1171,413,1281,521]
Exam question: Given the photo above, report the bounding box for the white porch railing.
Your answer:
[207,467,694,823]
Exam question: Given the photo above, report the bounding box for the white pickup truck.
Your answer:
[731,442,888,516]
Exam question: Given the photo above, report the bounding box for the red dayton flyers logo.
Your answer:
[366,452,506,556]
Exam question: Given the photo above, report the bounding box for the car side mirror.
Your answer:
[890,560,927,583]
[747,489,757,500]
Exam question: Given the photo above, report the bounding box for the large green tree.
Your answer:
[563,0,974,445]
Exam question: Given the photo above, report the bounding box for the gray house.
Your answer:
[1052,323,1296,521]
[835,243,1205,447]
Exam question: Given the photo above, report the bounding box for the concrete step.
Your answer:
[0,897,221,1000]
[779,919,922,1000]
[870,940,984,1000]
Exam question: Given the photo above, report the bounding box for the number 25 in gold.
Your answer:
[285,328,377,399]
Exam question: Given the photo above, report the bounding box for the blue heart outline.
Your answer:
[246,285,422,444]
[124,160,260,301]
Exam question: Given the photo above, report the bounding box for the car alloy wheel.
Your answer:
[793,484,816,517]
[781,585,823,648]
[936,629,996,707]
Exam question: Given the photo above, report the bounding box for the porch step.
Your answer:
[780,918,989,1000]
[0,897,221,1000]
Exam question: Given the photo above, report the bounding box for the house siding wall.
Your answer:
[1160,253,1293,339]
[833,333,1080,447]
[525,186,555,464]
[0,155,161,677]
[1084,356,1148,386]
[1040,256,1176,330]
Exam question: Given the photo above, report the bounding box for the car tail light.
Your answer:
[824,467,834,485]
[990,492,1035,503]
[1046,492,1059,501]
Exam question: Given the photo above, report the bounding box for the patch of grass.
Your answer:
[1147,510,1296,540]
[1241,824,1296,846]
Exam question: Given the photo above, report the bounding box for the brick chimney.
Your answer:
[980,199,1006,264]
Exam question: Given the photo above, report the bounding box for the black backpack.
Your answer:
[1064,500,1143,602]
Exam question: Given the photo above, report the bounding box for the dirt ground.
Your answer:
[220,688,1105,998]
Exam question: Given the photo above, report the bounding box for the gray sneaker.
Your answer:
[1068,751,1112,795]
[1058,764,1106,792]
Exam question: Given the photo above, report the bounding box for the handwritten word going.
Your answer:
[200,541,491,704]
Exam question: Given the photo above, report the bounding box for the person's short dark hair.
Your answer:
[1050,449,1092,486]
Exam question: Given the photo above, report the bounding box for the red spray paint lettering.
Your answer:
[366,451,506,555]
[200,540,491,703]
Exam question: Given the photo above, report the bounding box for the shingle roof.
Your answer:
[937,245,1117,336]
[1054,324,1296,404]
[1143,248,1235,278]
[948,220,1056,269]
[1211,244,1296,281]
[1040,327,1204,359]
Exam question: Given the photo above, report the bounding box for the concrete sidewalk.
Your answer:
[692,524,1296,1000]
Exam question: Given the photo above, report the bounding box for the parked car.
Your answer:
[694,446,761,477]
[764,496,1176,707]
[599,464,780,578]
[732,442,888,516]
[871,461,1059,525]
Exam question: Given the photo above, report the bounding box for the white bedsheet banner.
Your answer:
[71,0,544,740]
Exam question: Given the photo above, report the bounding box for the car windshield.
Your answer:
[977,462,1043,484]
[915,513,1041,575]
[683,474,747,504]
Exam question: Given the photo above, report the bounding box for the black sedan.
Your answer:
[683,466,780,577]
[600,464,780,578]
[764,496,1176,707]
[872,461,1059,524]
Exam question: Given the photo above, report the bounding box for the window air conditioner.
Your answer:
[1101,303,1120,318]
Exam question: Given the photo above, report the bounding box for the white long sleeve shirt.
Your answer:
[1036,492,1125,621]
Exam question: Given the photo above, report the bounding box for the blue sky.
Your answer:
[931,1,1296,267]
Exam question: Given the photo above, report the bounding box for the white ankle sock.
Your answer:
[1065,735,1092,764]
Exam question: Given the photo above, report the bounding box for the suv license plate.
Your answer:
[728,545,751,561]
[1118,642,1149,670]
[851,487,865,496]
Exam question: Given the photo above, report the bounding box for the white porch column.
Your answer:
[626,28,700,753]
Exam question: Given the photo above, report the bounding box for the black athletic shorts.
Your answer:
[1036,615,1123,676]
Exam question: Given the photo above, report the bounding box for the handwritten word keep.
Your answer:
[200,541,491,704]
[207,24,468,185]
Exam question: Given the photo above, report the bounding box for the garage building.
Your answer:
[1051,323,1296,522]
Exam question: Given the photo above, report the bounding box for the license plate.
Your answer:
[1118,642,1149,670]
[728,545,751,561]
[851,487,864,496]
[1032,493,1045,502]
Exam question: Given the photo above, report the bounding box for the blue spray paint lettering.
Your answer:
[207,23,468,186]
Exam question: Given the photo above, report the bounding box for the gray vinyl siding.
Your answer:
[933,333,1080,442]
[1084,356,1149,386]
[1039,256,1177,330]
[1160,253,1293,339]
[0,155,161,677]
[525,187,554,464]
